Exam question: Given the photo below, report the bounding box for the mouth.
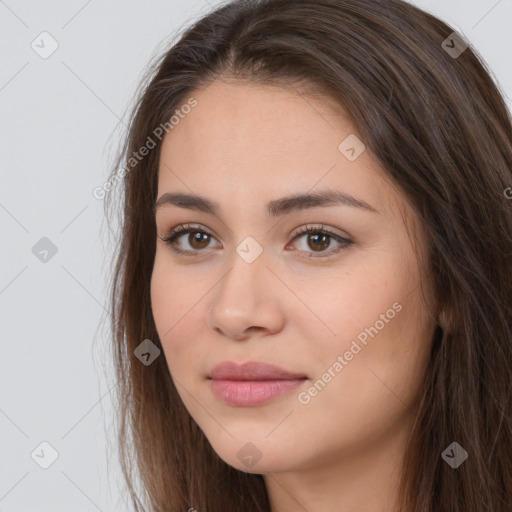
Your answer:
[207,360,308,407]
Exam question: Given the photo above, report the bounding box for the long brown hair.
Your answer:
[104,0,512,510]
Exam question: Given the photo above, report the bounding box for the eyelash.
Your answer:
[159,223,353,259]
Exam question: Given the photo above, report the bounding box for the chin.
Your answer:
[206,434,300,474]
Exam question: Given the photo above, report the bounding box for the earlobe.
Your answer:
[437,308,450,332]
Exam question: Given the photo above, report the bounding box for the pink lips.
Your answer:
[208,361,307,406]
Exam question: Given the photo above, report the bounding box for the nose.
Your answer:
[206,247,285,341]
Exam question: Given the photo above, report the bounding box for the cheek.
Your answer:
[303,257,433,395]
[150,256,204,373]
[150,252,200,328]
[293,286,433,455]
[294,266,398,358]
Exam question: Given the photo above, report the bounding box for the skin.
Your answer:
[150,80,438,512]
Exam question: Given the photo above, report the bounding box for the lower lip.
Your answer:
[209,378,306,406]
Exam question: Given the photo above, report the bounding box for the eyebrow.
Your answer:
[154,189,378,216]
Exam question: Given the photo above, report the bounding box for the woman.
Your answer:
[105,0,512,510]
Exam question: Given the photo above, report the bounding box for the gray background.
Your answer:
[1,0,511,510]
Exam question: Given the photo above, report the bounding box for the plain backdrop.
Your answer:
[0,0,511,510]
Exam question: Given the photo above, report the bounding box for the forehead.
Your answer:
[162,79,352,161]
[157,80,399,218]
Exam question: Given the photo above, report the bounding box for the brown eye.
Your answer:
[162,223,352,259]
[306,233,330,252]
[160,224,221,255]
[187,232,211,250]
[290,225,353,259]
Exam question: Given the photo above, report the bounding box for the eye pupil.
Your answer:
[189,232,210,249]
[308,233,330,251]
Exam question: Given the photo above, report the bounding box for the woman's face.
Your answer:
[151,80,437,474]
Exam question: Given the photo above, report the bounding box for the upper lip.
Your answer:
[208,361,307,381]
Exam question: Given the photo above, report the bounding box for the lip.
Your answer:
[208,361,307,406]
[209,361,306,381]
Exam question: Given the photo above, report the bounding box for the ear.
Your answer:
[437,308,451,332]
